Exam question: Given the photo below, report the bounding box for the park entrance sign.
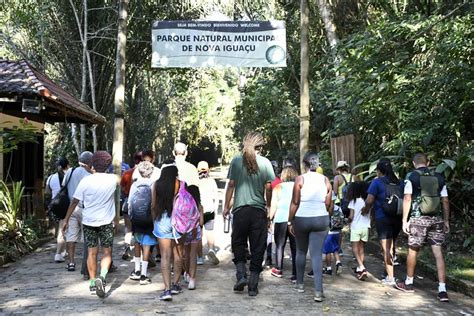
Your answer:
[151,21,286,68]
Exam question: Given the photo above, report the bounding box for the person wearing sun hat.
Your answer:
[333,161,353,210]
[62,150,120,298]
[197,160,220,265]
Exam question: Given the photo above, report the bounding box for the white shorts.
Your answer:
[65,208,83,243]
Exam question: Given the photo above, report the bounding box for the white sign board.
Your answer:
[151,21,286,68]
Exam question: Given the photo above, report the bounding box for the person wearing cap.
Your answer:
[173,142,199,187]
[333,161,354,256]
[333,161,353,210]
[62,151,120,298]
[61,151,93,272]
[46,157,70,263]
[197,161,220,265]
[128,161,157,285]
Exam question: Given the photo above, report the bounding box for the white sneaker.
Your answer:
[381,277,396,286]
[188,278,195,290]
[196,257,204,265]
[54,254,65,262]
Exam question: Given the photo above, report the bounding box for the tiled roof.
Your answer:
[0,59,105,124]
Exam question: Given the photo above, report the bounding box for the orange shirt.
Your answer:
[120,167,135,197]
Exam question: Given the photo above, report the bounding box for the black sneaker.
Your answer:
[306,270,314,278]
[438,291,449,302]
[233,277,248,292]
[129,270,141,280]
[95,276,106,298]
[323,268,333,276]
[121,245,131,260]
[155,254,161,263]
[170,283,183,295]
[66,263,76,272]
[89,285,96,295]
[109,263,118,273]
[140,275,152,285]
[335,262,342,275]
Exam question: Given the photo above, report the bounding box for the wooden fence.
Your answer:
[330,134,356,173]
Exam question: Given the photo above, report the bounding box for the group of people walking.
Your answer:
[47,131,451,303]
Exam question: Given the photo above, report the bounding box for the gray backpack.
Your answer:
[129,184,152,226]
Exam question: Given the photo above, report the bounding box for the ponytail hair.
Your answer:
[303,152,319,171]
[376,160,400,185]
[242,132,265,174]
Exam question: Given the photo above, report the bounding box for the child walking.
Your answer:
[347,181,370,280]
[322,196,344,275]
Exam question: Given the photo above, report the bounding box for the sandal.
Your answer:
[66,263,76,272]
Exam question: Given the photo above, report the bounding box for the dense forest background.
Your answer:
[1,1,472,258]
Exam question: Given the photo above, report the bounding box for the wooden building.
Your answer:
[0,59,105,218]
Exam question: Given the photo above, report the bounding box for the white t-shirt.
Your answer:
[404,180,448,197]
[176,156,199,187]
[73,173,117,227]
[63,167,92,200]
[198,177,218,213]
[47,173,62,199]
[349,197,370,230]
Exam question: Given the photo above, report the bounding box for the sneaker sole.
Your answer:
[130,276,141,281]
[271,272,283,278]
[394,284,414,293]
[171,289,183,295]
[160,295,172,301]
[208,252,220,265]
[95,278,106,298]
[314,297,324,302]
[140,281,151,285]
[438,297,449,302]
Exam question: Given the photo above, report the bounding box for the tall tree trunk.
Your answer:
[79,0,88,153]
[71,123,81,157]
[112,0,129,218]
[316,0,340,66]
[299,0,310,172]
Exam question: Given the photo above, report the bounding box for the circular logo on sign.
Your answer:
[265,45,286,64]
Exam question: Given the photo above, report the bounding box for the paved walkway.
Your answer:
[1,169,473,315]
[1,218,473,315]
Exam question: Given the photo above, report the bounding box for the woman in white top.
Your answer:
[288,152,332,302]
[269,166,299,280]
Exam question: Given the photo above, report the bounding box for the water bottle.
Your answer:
[224,215,231,233]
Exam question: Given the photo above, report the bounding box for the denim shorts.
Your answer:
[134,233,157,246]
[153,212,182,240]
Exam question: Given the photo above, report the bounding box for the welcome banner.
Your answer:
[151,21,286,68]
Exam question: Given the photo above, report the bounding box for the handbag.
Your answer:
[48,168,75,220]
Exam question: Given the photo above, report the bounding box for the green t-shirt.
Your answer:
[228,154,275,212]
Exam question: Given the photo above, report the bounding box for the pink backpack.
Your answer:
[171,181,200,240]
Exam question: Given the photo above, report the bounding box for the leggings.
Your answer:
[294,215,329,292]
[274,222,296,275]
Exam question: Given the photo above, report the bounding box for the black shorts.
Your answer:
[375,216,402,241]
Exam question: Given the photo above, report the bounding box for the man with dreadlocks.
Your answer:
[223,132,275,296]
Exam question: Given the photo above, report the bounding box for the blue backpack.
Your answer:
[129,184,153,226]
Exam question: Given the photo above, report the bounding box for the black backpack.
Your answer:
[48,168,75,220]
[381,177,403,216]
[129,184,153,226]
